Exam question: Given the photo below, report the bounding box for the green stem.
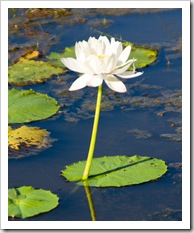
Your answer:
[82,84,102,180]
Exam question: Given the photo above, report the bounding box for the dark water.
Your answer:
[8,9,182,221]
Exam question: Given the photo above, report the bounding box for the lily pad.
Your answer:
[8,89,60,124]
[8,58,65,86]
[61,155,167,187]
[46,47,76,68]
[8,186,59,219]
[8,126,54,159]
[124,42,157,68]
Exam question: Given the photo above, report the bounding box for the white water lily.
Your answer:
[61,36,143,93]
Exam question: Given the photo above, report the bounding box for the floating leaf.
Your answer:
[8,186,59,219]
[46,47,75,68]
[8,59,65,86]
[125,42,157,68]
[61,155,167,187]
[8,126,54,159]
[8,89,60,124]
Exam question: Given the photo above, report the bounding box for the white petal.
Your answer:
[86,55,102,74]
[88,37,96,45]
[116,71,143,79]
[61,58,84,73]
[87,75,103,87]
[104,54,117,73]
[110,38,123,57]
[75,42,88,61]
[113,59,135,74]
[88,37,102,54]
[104,75,127,93]
[69,74,92,91]
[117,46,131,66]
[99,36,110,44]
[99,36,110,51]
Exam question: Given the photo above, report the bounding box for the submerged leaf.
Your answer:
[8,126,54,159]
[8,59,65,85]
[8,186,59,219]
[8,88,60,124]
[9,126,49,150]
[61,155,167,187]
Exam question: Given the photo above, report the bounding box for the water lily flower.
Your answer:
[61,36,143,93]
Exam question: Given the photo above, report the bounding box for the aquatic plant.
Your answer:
[8,186,59,219]
[61,36,167,186]
[61,36,142,180]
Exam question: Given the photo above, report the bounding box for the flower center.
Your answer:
[97,54,105,59]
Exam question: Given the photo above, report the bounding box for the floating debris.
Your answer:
[25,8,72,19]
[127,129,152,139]
[168,162,182,184]
[88,18,113,27]
[160,118,182,142]
[96,8,175,16]
[160,133,182,142]
[168,162,182,170]
[147,208,182,221]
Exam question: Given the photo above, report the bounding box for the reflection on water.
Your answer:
[8,8,182,221]
[83,181,96,221]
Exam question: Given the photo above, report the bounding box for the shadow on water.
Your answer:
[8,8,182,221]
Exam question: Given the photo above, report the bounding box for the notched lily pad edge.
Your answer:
[8,186,59,219]
[8,58,67,86]
[8,88,60,124]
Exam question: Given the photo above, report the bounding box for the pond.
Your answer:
[8,8,182,221]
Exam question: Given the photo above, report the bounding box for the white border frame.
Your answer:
[1,1,190,230]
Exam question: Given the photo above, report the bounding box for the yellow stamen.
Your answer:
[97,54,105,59]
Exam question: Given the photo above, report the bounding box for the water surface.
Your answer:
[8,8,182,221]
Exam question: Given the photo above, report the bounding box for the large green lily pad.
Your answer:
[61,155,167,187]
[8,186,59,219]
[8,58,65,86]
[8,89,60,124]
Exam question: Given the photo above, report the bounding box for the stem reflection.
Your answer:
[83,180,96,221]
